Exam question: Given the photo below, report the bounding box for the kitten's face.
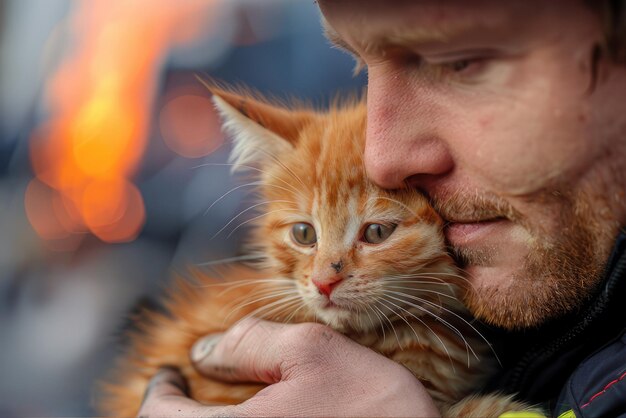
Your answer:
[212,89,460,332]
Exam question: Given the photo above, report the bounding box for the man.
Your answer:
[139,1,626,416]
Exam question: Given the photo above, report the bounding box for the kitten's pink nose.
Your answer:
[313,275,343,298]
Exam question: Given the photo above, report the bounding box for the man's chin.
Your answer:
[461,264,550,330]
[461,237,604,330]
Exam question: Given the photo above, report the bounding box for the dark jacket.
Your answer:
[484,231,626,417]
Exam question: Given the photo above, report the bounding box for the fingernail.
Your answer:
[141,366,187,405]
[159,365,188,393]
[191,333,222,362]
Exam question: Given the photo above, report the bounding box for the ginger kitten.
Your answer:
[99,87,538,417]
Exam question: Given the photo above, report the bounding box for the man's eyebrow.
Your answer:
[387,28,454,47]
[321,17,366,75]
[323,17,465,56]
[321,17,359,55]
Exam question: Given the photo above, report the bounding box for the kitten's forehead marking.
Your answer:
[311,187,323,242]
[343,194,361,247]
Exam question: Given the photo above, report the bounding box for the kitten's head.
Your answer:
[211,86,462,332]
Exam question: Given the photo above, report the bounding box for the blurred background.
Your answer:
[0,0,365,415]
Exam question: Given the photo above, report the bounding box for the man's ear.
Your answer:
[209,87,313,172]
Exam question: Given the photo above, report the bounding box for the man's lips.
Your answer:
[444,218,508,246]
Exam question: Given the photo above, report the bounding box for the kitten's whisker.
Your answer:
[258,298,302,322]
[283,301,307,324]
[385,272,478,294]
[376,300,405,350]
[193,277,292,289]
[217,283,293,300]
[416,271,465,278]
[243,296,301,320]
[204,181,263,216]
[258,183,307,199]
[383,273,459,284]
[231,295,302,325]
[382,277,457,295]
[386,272,468,284]
[367,196,418,218]
[191,162,232,170]
[383,291,480,365]
[413,271,477,289]
[231,297,301,328]
[388,271,471,283]
[223,285,296,307]
[354,305,364,330]
[258,149,308,191]
[195,254,265,267]
[369,305,387,343]
[379,295,456,373]
[387,283,448,308]
[383,275,452,282]
[224,290,299,321]
[226,208,299,238]
[384,291,471,348]
[222,285,294,307]
[212,200,296,239]
[374,304,399,347]
[383,285,458,302]
[362,305,378,336]
[204,180,300,218]
[378,298,422,346]
[383,293,464,370]
[191,162,304,198]
[389,289,495,362]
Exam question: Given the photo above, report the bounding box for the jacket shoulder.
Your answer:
[556,330,626,417]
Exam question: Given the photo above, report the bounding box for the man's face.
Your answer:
[319,0,626,329]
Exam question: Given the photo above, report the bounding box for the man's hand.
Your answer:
[138,318,440,417]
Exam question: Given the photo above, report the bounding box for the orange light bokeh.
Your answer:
[28,0,219,245]
[159,94,224,158]
[82,179,146,243]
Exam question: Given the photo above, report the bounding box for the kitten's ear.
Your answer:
[210,88,313,172]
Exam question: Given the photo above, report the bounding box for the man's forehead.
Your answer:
[319,0,551,50]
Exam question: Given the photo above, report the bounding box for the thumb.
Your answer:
[190,318,332,384]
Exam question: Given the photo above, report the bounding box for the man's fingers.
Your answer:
[190,318,336,384]
[145,367,188,398]
[137,368,203,417]
[138,367,286,417]
[190,318,286,384]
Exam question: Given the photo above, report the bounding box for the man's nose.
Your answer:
[364,68,454,190]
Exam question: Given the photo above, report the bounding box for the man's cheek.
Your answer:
[469,124,591,196]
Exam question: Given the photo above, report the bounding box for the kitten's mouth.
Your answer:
[322,299,343,310]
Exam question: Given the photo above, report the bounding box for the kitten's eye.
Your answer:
[291,223,317,246]
[362,223,396,244]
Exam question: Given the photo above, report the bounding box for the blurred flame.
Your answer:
[24,179,85,252]
[28,0,219,244]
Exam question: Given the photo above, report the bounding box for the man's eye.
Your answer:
[444,57,487,76]
[451,59,471,72]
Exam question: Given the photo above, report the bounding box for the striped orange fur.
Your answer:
[98,87,542,416]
